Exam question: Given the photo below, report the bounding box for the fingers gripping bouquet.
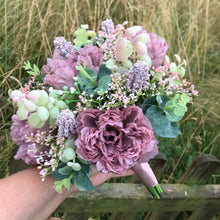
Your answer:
[9,19,198,198]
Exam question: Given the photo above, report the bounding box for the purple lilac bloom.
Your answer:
[124,61,151,94]
[54,37,76,58]
[146,33,169,67]
[75,106,158,174]
[101,19,114,34]
[56,109,77,139]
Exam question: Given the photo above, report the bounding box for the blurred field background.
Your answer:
[0,0,220,218]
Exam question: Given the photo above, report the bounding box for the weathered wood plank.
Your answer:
[177,154,220,184]
[63,213,91,220]
[188,204,220,220]
[55,183,220,213]
[149,153,168,180]
[110,212,138,220]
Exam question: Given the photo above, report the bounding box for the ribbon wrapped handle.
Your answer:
[133,162,163,199]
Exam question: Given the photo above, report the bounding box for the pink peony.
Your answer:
[75,106,158,174]
[146,33,169,67]
[77,44,103,73]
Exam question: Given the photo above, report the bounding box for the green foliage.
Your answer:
[51,162,71,180]
[142,96,180,138]
[1,1,220,219]
[72,170,95,191]
[51,160,94,193]
[76,63,112,96]
[145,105,180,138]
[97,64,112,81]
[23,61,40,75]
[74,28,92,48]
[54,178,71,193]
[58,166,73,176]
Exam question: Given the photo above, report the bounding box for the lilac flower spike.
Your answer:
[124,61,151,94]
[101,19,114,34]
[56,109,77,139]
[54,37,75,58]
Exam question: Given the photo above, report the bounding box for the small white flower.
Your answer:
[49,87,54,92]
[70,87,76,94]
[49,97,55,103]
[81,24,89,29]
[58,90,63,95]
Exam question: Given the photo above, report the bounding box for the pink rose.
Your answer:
[146,33,169,67]
[75,106,158,174]
[42,52,79,90]
[42,44,103,89]
[11,115,49,165]
[77,44,103,73]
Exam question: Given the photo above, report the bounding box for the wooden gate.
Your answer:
[55,154,220,220]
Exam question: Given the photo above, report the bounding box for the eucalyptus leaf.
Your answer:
[80,163,92,176]
[58,165,73,176]
[77,68,97,95]
[174,107,186,116]
[145,105,180,138]
[96,75,111,93]
[78,170,95,191]
[141,97,157,113]
[165,108,184,122]
[181,93,190,103]
[51,162,70,180]
[97,64,112,81]
[72,171,95,191]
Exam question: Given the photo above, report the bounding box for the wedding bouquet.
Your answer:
[9,19,198,198]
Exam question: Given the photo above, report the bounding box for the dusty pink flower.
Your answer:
[14,143,38,165]
[42,52,79,90]
[10,115,35,145]
[42,44,103,89]
[146,33,169,67]
[77,44,103,73]
[75,106,158,174]
[10,115,49,165]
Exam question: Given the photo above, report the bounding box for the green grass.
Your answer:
[0,0,220,218]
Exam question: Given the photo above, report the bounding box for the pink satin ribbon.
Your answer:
[133,162,158,187]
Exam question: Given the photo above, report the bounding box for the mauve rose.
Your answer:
[75,106,158,174]
[42,44,103,89]
[77,44,103,73]
[11,115,49,165]
[146,33,169,67]
[10,115,36,145]
[14,143,38,165]
[42,52,79,90]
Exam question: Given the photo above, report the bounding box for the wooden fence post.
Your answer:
[148,154,220,220]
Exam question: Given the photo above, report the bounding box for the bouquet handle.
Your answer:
[133,162,163,199]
